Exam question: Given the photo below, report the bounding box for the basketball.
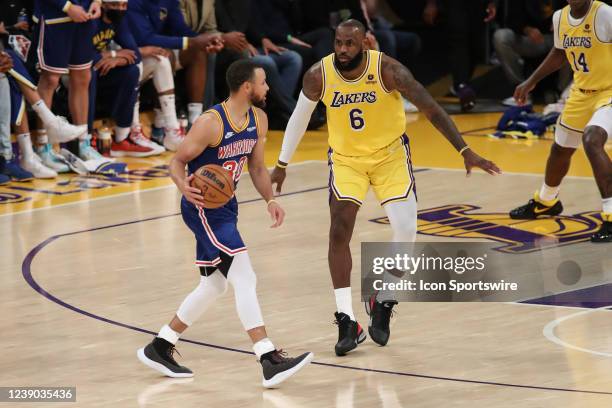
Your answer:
[191,164,235,208]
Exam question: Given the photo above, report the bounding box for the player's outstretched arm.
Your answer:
[169,113,222,207]
[249,108,285,228]
[514,48,566,105]
[380,55,501,176]
[271,62,323,194]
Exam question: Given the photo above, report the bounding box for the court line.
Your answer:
[20,185,612,396]
[543,306,612,358]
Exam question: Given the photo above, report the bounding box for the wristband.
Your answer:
[110,50,117,58]
[276,160,288,169]
[459,146,470,155]
[266,199,277,206]
[287,34,293,42]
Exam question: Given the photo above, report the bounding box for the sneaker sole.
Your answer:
[262,352,314,388]
[111,150,158,158]
[136,348,194,378]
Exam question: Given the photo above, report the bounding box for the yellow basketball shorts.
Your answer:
[327,135,416,206]
[559,87,612,133]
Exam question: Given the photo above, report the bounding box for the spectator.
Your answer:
[89,0,162,158]
[493,0,570,105]
[33,0,97,165]
[5,47,84,177]
[423,0,497,111]
[216,0,303,124]
[179,0,226,108]
[128,0,223,129]
[0,46,32,182]
[0,0,34,34]
[364,0,421,69]
[256,0,334,69]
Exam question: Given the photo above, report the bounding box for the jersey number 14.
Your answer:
[570,51,590,73]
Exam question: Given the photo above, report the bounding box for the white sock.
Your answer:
[157,324,180,345]
[253,338,275,359]
[36,130,48,145]
[539,183,560,202]
[153,108,165,128]
[31,100,56,125]
[78,130,88,141]
[17,133,34,158]
[159,96,179,129]
[115,127,130,143]
[603,198,612,214]
[334,287,355,321]
[187,103,203,125]
[132,100,141,128]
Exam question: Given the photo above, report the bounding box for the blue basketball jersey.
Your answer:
[187,102,260,188]
[181,102,260,268]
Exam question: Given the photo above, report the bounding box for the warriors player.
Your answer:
[510,0,612,243]
[271,20,500,356]
[137,60,313,388]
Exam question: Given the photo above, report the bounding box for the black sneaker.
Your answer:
[510,193,563,219]
[365,294,397,346]
[260,350,314,388]
[591,221,612,243]
[137,338,193,378]
[334,312,367,356]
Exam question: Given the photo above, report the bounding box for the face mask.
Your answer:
[104,9,126,25]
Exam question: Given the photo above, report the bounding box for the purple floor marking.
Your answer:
[20,177,612,396]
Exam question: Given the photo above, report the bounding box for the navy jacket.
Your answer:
[128,0,197,50]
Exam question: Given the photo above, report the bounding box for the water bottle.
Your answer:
[178,111,188,131]
[98,121,112,157]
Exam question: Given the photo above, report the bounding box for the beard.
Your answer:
[250,93,266,109]
[334,50,364,72]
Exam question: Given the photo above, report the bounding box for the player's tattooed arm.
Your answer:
[381,55,501,176]
[302,62,323,101]
[381,55,466,151]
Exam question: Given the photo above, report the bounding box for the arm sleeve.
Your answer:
[115,19,142,63]
[128,5,188,50]
[203,3,220,34]
[553,10,562,49]
[278,91,318,164]
[595,4,612,43]
[42,0,72,12]
[246,5,264,46]
[167,0,197,37]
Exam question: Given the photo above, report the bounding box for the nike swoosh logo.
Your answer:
[534,206,552,214]
[247,126,257,132]
[224,132,235,139]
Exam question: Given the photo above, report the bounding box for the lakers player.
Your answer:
[510,0,612,243]
[271,20,500,356]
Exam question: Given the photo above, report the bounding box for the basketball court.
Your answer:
[3,112,612,407]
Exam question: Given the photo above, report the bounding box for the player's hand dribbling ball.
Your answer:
[189,164,235,208]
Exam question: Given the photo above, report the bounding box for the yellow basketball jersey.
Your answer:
[558,1,612,91]
[320,50,406,156]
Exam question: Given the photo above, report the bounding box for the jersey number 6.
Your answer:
[349,109,365,131]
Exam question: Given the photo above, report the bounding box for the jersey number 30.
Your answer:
[570,51,590,73]
[349,109,365,130]
[222,156,247,182]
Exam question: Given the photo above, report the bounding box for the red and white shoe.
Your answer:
[111,135,156,158]
[163,127,185,152]
[130,126,165,155]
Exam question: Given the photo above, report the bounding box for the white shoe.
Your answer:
[59,148,89,175]
[163,128,185,152]
[20,154,58,179]
[403,98,419,113]
[130,126,165,155]
[35,144,70,173]
[79,138,112,162]
[45,116,87,144]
